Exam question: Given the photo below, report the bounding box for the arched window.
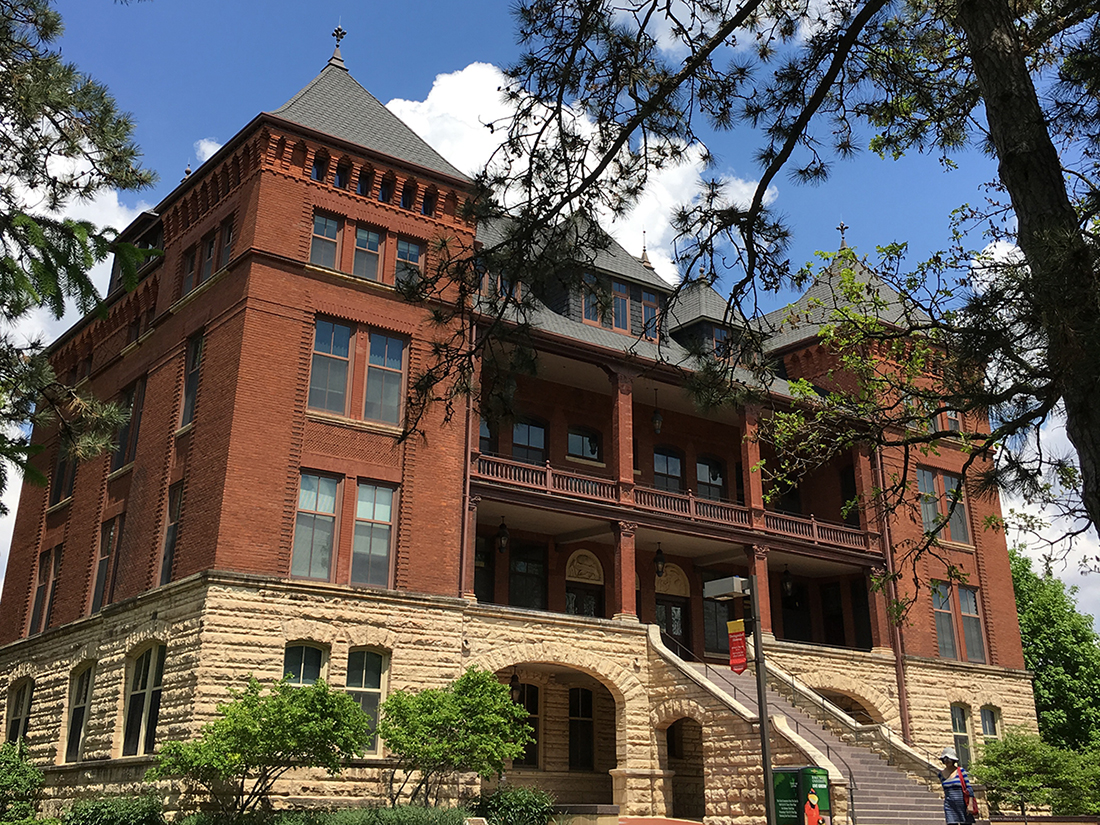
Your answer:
[283,644,325,685]
[565,550,604,618]
[334,162,351,189]
[65,666,93,761]
[378,173,395,203]
[950,703,972,767]
[5,678,33,744]
[310,152,329,182]
[421,188,437,217]
[346,649,388,753]
[400,180,418,210]
[122,644,166,756]
[357,168,374,197]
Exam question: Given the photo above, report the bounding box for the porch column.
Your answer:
[462,496,480,599]
[854,445,883,541]
[613,520,638,620]
[748,544,772,634]
[867,564,893,650]
[608,370,636,503]
[741,405,765,528]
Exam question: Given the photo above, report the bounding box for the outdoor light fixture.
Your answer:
[509,668,521,702]
[652,389,664,434]
[655,543,666,577]
[781,565,795,598]
[496,517,510,554]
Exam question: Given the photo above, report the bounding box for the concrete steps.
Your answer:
[688,663,945,825]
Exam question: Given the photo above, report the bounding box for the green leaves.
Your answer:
[0,741,44,823]
[147,678,372,821]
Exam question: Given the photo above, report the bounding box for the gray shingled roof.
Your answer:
[762,256,928,352]
[269,49,469,182]
[667,281,735,332]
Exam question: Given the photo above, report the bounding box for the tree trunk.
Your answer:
[955,0,1100,529]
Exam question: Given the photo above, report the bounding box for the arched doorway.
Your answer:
[817,689,883,725]
[663,717,705,819]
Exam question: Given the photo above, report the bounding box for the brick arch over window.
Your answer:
[470,640,648,765]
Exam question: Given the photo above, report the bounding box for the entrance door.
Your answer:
[656,595,690,653]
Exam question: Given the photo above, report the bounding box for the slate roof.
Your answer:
[268,49,469,182]
[667,281,735,332]
[762,256,927,352]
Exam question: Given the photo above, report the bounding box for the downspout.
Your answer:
[458,319,477,599]
[874,447,912,744]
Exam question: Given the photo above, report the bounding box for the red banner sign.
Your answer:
[727,619,747,674]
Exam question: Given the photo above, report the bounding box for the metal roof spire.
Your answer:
[328,24,348,70]
[837,221,849,248]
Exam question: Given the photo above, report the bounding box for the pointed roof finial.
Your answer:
[333,25,347,47]
[837,221,849,248]
[327,24,348,70]
[640,230,654,269]
[182,163,192,182]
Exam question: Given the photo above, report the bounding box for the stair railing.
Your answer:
[658,634,753,707]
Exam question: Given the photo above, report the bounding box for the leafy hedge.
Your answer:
[473,786,555,825]
[65,796,164,825]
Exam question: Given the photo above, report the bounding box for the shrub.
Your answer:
[64,796,164,825]
[0,742,43,824]
[181,808,470,825]
[473,786,555,825]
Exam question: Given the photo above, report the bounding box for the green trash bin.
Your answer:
[773,767,802,825]
[799,766,831,825]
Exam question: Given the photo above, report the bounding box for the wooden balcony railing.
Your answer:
[473,454,872,552]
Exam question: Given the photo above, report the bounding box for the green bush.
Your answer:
[0,742,43,824]
[64,796,164,825]
[180,806,470,825]
[473,786,555,825]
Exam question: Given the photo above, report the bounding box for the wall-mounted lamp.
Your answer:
[655,542,666,577]
[509,667,521,702]
[496,517,510,554]
[781,565,795,598]
[652,389,664,434]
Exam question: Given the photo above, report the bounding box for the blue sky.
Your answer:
[2,0,1097,631]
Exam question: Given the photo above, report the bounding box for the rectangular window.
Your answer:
[65,667,93,762]
[703,596,731,655]
[29,545,61,635]
[199,234,217,285]
[696,458,725,501]
[309,320,352,414]
[981,707,1000,742]
[122,644,165,756]
[565,582,604,617]
[945,409,961,432]
[310,213,340,269]
[180,335,203,426]
[219,220,233,269]
[951,704,972,767]
[284,645,323,685]
[49,448,76,506]
[918,468,970,544]
[642,291,658,338]
[364,334,406,424]
[568,687,594,771]
[583,274,600,323]
[292,473,338,580]
[713,326,731,357]
[654,448,684,492]
[474,537,495,604]
[353,228,381,281]
[567,428,602,462]
[112,378,145,471]
[959,586,986,663]
[509,544,547,610]
[917,468,939,532]
[479,418,496,455]
[347,650,386,752]
[182,248,197,295]
[943,473,970,544]
[396,239,422,286]
[612,281,629,330]
[5,681,32,743]
[352,483,394,587]
[512,421,547,465]
[514,683,539,767]
[160,482,184,586]
[932,582,957,659]
[92,515,124,614]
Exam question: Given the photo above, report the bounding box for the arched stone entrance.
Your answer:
[661,717,705,819]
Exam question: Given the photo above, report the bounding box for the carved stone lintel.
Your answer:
[615,521,638,538]
[467,495,481,512]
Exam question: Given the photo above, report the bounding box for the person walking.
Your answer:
[938,746,977,824]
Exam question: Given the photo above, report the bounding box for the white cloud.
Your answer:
[194,138,223,164]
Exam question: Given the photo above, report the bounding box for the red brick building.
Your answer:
[0,44,1034,820]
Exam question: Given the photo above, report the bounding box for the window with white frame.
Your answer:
[310,213,340,269]
[309,319,352,415]
[64,666,93,762]
[951,704,972,767]
[5,679,33,744]
[122,644,165,756]
[291,473,339,581]
[980,706,1001,742]
[346,649,387,752]
[353,227,381,281]
[283,645,324,685]
[351,483,395,587]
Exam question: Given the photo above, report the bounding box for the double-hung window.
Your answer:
[309,320,352,414]
[49,448,76,506]
[642,291,659,338]
[612,281,629,331]
[352,483,394,587]
[396,239,422,286]
[917,468,970,544]
[569,687,595,770]
[513,420,547,465]
[292,473,338,581]
[160,482,184,586]
[365,334,406,424]
[346,650,386,752]
[696,458,726,501]
[284,644,323,685]
[354,228,381,281]
[951,704,972,767]
[112,379,145,471]
[65,667,92,762]
[91,515,124,614]
[310,213,340,269]
[583,274,601,323]
[933,582,986,663]
[654,448,684,492]
[980,706,1001,742]
[514,683,539,767]
[5,680,32,743]
[199,234,217,285]
[181,335,203,426]
[122,644,165,756]
[29,545,61,635]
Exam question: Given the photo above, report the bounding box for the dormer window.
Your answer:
[583,274,600,324]
[358,169,374,197]
[334,163,351,189]
[311,154,329,183]
[642,291,659,338]
[401,180,417,210]
[422,189,437,217]
[378,174,395,203]
[713,325,731,357]
[612,281,629,331]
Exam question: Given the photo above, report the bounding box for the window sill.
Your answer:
[107,463,135,482]
[566,455,606,469]
[305,411,403,437]
[45,498,72,515]
[303,263,398,293]
[174,422,195,439]
[936,539,976,552]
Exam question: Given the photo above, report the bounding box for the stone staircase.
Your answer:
[687,661,947,825]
